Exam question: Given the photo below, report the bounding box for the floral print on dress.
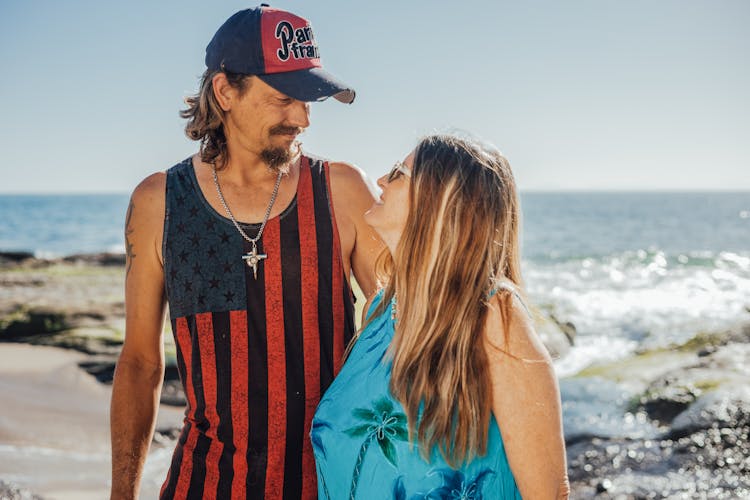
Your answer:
[392,468,495,500]
[345,397,409,497]
[311,290,521,499]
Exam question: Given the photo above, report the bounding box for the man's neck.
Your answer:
[219,144,283,187]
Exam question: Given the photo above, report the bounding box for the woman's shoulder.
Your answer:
[489,278,524,303]
[485,280,549,363]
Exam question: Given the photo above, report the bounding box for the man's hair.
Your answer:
[366,134,525,467]
[181,69,252,169]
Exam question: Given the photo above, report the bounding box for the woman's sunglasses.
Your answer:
[387,160,412,183]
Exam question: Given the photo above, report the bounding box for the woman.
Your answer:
[312,135,569,499]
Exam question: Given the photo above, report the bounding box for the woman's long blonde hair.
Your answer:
[366,134,524,467]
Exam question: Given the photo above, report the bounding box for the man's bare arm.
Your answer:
[110,173,167,500]
[328,161,384,299]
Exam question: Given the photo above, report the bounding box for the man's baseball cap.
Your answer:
[205,5,355,104]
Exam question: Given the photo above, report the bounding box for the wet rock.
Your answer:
[595,478,611,493]
[533,304,576,359]
[0,480,44,499]
[0,276,44,287]
[697,345,718,357]
[568,324,750,498]
[535,315,574,359]
[548,313,576,345]
[5,327,123,357]
[634,376,701,424]
[0,255,52,270]
[561,377,660,445]
[574,348,695,394]
[62,252,126,266]
[78,358,118,383]
[161,378,187,407]
[78,357,186,406]
[0,306,68,339]
[0,257,183,408]
[0,251,126,268]
[673,330,731,352]
[668,387,750,439]
[153,426,182,447]
[158,365,185,407]
[0,251,35,264]
[0,258,128,354]
[568,428,750,498]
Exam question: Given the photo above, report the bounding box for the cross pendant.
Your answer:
[242,244,267,279]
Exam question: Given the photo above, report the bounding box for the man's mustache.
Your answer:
[269,125,303,136]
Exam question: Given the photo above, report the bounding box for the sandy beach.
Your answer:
[0,343,184,499]
[1,251,749,498]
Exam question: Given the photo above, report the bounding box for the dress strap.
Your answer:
[364,289,386,321]
[488,281,532,317]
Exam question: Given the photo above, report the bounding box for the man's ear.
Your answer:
[212,72,233,111]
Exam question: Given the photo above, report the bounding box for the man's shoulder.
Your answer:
[325,160,369,190]
[303,151,359,177]
[131,156,194,200]
[329,163,376,213]
[164,155,195,176]
[130,173,166,216]
[302,151,369,192]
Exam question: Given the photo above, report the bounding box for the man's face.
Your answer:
[223,76,311,170]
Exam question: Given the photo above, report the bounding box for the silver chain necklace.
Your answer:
[212,165,284,279]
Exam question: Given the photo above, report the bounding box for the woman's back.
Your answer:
[312,291,522,499]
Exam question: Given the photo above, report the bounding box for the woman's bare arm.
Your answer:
[484,293,570,499]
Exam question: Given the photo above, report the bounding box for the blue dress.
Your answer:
[311,291,522,499]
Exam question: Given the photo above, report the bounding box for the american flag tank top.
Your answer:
[159,153,356,499]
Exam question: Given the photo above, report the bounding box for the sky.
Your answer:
[0,0,748,193]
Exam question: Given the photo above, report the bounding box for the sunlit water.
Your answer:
[1,192,749,494]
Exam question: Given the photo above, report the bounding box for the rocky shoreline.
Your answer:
[0,252,186,411]
[0,480,43,500]
[2,252,749,498]
[0,253,576,413]
[565,323,750,498]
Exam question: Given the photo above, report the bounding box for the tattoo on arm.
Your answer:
[125,200,136,280]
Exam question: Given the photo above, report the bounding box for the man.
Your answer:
[110,5,382,499]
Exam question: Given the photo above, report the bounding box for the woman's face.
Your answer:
[364,151,414,253]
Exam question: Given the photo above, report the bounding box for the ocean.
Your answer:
[1,192,749,496]
[0,194,130,257]
[1,192,749,377]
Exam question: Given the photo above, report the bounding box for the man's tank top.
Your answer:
[158,154,356,499]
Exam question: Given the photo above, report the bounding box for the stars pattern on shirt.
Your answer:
[163,161,257,317]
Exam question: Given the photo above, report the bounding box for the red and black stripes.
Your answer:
[262,215,288,497]
[209,311,235,497]
[297,158,322,500]
[228,310,249,498]
[160,155,355,499]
